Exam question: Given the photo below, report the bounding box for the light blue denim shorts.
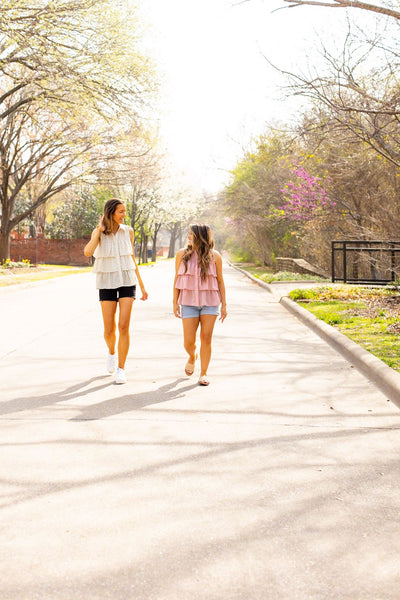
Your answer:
[181,305,220,319]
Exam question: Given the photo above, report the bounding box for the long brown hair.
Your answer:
[182,224,215,280]
[101,198,124,235]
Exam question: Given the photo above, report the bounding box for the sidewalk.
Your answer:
[1,260,400,599]
[233,264,400,403]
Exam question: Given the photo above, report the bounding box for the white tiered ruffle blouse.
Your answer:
[93,224,137,289]
[175,251,221,306]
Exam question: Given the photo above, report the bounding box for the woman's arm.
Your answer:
[214,251,227,322]
[83,224,102,257]
[173,250,184,318]
[129,228,148,300]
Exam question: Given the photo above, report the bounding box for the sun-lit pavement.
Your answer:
[1,259,400,600]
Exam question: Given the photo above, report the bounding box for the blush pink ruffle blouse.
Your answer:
[175,251,221,306]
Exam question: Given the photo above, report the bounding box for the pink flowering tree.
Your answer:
[280,165,335,222]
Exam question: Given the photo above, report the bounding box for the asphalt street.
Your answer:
[1,259,400,600]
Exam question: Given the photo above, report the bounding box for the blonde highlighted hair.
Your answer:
[182,224,215,280]
[101,198,124,235]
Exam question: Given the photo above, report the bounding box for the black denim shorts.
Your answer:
[99,285,136,302]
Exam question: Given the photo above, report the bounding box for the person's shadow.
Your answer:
[0,376,111,417]
[0,377,198,420]
[70,378,199,421]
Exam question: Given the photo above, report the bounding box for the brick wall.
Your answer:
[10,238,91,266]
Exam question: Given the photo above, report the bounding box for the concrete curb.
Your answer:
[228,263,323,291]
[280,296,400,406]
[228,263,274,293]
[230,263,400,404]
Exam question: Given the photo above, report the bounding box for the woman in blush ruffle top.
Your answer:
[173,224,227,386]
[84,198,148,384]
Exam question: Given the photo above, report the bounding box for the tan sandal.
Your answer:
[185,354,197,376]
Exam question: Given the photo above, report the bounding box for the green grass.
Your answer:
[298,300,367,325]
[259,271,328,283]
[234,262,329,283]
[0,264,92,287]
[289,285,400,372]
[0,260,155,287]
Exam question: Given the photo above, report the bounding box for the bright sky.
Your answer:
[136,0,351,193]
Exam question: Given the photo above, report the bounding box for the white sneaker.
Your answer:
[115,367,127,384]
[107,352,117,374]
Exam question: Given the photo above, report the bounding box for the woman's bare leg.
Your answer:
[199,314,217,376]
[182,317,200,363]
[117,297,134,369]
[100,300,118,354]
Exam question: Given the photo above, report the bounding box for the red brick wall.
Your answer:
[10,238,91,266]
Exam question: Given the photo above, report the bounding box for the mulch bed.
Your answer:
[341,294,400,332]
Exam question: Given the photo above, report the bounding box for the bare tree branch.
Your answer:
[283,0,400,20]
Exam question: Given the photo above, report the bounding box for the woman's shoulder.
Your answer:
[212,249,222,260]
[120,224,134,242]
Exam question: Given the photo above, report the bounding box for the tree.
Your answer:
[162,180,203,258]
[280,164,335,222]
[0,1,154,121]
[282,0,400,20]
[0,0,157,260]
[279,29,400,163]
[104,136,166,263]
[225,0,400,268]
[240,0,400,18]
[0,96,115,258]
[46,191,102,239]
[222,132,300,264]
[289,108,400,268]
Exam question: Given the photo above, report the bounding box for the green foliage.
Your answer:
[288,287,325,300]
[1,258,31,269]
[228,248,255,263]
[298,300,366,325]
[259,271,328,283]
[0,1,159,260]
[291,286,400,371]
[46,192,102,239]
[222,132,298,264]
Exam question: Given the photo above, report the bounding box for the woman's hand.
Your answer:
[97,216,105,232]
[84,222,102,257]
[219,304,227,323]
[173,302,181,318]
[140,289,148,301]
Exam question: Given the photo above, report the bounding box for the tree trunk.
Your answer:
[168,222,180,258]
[139,227,148,264]
[142,234,148,263]
[151,233,157,262]
[35,203,46,238]
[151,222,162,263]
[0,230,11,262]
[138,234,143,264]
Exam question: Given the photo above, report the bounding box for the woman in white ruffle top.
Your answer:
[84,198,148,384]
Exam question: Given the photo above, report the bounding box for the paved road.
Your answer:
[1,260,400,600]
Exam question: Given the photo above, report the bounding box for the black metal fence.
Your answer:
[332,240,400,285]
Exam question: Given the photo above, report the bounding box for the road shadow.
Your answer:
[70,378,198,421]
[0,376,111,416]
[0,376,198,420]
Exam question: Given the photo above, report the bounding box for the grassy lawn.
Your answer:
[233,262,329,283]
[289,285,400,372]
[0,260,156,287]
[0,264,92,287]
